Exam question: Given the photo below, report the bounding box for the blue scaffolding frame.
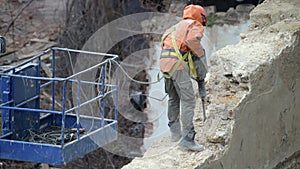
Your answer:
[0,47,119,164]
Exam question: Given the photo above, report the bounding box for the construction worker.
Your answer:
[160,4,208,151]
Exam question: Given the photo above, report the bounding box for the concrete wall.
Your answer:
[206,0,300,168]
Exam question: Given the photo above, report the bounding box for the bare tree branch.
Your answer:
[4,0,34,35]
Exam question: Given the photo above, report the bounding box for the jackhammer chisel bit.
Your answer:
[197,79,207,122]
[201,98,206,122]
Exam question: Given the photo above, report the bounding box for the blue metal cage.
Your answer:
[0,48,119,164]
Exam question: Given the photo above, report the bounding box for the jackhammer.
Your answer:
[192,51,208,122]
[197,79,206,122]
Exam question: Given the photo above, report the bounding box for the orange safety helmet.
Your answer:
[183,4,207,26]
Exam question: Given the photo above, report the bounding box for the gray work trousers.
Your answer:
[165,69,196,135]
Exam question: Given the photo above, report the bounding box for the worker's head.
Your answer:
[183,4,207,26]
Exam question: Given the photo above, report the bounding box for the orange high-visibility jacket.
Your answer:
[160,5,205,73]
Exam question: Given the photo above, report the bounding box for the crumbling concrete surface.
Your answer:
[122,0,300,168]
[206,0,300,168]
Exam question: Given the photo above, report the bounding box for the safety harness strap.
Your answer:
[187,52,197,79]
[171,26,185,61]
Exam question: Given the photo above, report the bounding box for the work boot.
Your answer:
[169,121,181,142]
[179,131,204,151]
[197,79,207,99]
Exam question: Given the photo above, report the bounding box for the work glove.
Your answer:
[197,79,206,99]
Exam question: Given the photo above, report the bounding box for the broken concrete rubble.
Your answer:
[122,0,300,168]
